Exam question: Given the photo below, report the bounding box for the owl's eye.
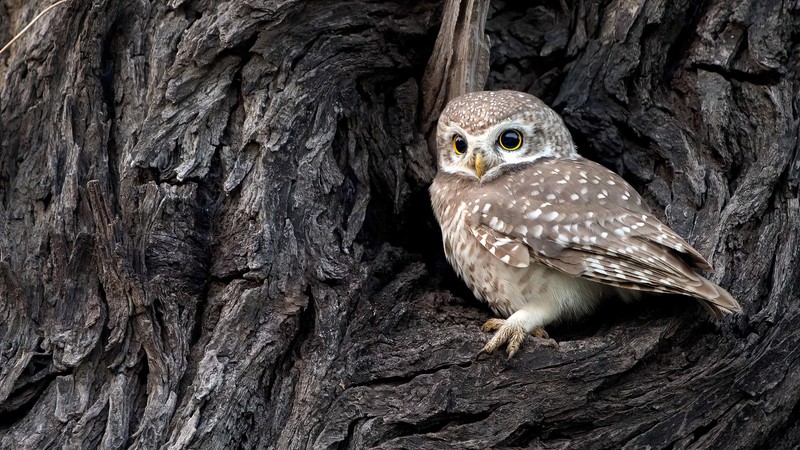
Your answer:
[452,135,468,155]
[498,129,523,151]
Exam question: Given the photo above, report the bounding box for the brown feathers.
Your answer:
[461,157,742,316]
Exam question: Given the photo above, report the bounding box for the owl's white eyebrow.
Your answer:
[442,124,468,137]
[444,121,537,146]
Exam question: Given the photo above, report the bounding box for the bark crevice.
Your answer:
[1,1,798,449]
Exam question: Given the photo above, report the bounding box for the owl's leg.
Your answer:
[480,307,556,358]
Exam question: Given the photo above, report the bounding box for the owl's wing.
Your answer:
[469,226,530,268]
[467,157,741,316]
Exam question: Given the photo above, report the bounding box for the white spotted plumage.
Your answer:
[429,90,742,358]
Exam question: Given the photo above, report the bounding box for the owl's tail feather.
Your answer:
[693,276,742,319]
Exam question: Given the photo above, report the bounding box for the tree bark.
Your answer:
[1,1,798,449]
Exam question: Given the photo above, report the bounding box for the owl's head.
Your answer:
[436,90,577,182]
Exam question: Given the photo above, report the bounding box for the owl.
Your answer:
[429,90,742,358]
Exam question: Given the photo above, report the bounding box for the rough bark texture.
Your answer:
[1,1,799,449]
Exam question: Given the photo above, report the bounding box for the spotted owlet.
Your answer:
[429,90,742,358]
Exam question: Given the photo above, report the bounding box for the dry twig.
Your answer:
[0,0,71,56]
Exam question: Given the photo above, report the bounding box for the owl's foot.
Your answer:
[531,327,549,339]
[480,318,550,359]
[481,318,524,358]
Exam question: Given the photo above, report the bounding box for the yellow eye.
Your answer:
[452,135,467,155]
[498,129,523,151]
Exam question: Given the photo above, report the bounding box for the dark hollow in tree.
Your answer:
[1,1,799,449]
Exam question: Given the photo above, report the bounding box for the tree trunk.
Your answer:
[1,1,798,449]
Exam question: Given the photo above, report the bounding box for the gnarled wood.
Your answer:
[1,1,798,449]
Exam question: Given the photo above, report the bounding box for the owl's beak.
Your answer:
[474,153,486,179]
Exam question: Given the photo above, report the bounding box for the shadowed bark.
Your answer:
[1,1,798,449]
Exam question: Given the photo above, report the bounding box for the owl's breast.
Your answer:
[434,197,544,317]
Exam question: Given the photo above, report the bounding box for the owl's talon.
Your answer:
[480,318,526,358]
[481,318,505,333]
[531,327,549,339]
